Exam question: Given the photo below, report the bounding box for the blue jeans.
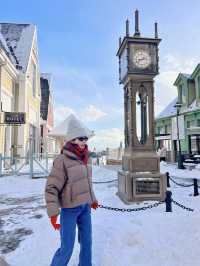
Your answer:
[50,204,92,266]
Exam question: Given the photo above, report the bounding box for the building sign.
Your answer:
[171,115,185,140]
[4,112,26,124]
[136,178,160,194]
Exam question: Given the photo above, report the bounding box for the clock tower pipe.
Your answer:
[134,9,140,37]
[126,19,129,37]
[155,22,158,39]
[119,37,121,47]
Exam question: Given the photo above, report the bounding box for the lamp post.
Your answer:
[174,102,185,169]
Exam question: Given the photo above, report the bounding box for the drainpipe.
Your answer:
[0,57,6,111]
[0,54,6,157]
[0,63,2,111]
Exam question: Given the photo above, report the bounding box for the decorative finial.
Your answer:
[134,9,140,37]
[119,37,122,47]
[126,19,129,36]
[155,22,158,38]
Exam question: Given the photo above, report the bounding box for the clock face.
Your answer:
[133,50,151,69]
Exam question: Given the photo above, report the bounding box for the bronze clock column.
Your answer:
[117,10,167,203]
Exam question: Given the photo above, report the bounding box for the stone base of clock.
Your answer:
[117,170,167,203]
[122,151,160,173]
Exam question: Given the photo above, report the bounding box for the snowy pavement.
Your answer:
[161,161,200,180]
[0,163,200,266]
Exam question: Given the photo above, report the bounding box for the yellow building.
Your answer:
[0,23,41,158]
[0,37,18,157]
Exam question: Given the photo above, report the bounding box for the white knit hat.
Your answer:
[49,113,94,142]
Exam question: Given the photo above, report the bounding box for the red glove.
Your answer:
[50,215,61,230]
[91,201,99,210]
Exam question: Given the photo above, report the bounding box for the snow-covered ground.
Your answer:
[0,162,200,266]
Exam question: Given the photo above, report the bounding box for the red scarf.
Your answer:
[63,142,89,165]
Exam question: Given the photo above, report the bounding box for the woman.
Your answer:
[45,114,98,266]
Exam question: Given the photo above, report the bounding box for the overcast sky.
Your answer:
[2,0,200,150]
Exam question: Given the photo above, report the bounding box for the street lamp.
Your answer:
[174,101,185,169]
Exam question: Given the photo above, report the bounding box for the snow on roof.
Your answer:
[0,27,14,62]
[0,29,9,53]
[0,23,35,72]
[181,99,199,113]
[156,97,178,120]
[156,97,200,120]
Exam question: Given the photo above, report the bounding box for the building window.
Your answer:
[197,119,200,127]
[187,120,195,128]
[178,84,186,104]
[191,120,195,127]
[198,76,200,98]
[32,63,36,97]
[179,85,183,103]
[164,125,168,134]
[191,136,199,154]
[187,121,190,128]
[157,127,160,134]
[29,124,36,153]
[160,126,165,134]
[182,86,186,103]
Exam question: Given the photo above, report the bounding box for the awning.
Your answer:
[155,134,171,140]
[187,127,200,136]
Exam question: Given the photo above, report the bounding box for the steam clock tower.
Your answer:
[117,10,166,203]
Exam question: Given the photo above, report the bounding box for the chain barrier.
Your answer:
[94,175,195,213]
[93,179,118,184]
[98,201,164,212]
[169,176,193,187]
[172,199,194,212]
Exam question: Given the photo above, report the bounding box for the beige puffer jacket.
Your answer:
[45,149,97,217]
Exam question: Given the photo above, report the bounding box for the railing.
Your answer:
[0,152,59,178]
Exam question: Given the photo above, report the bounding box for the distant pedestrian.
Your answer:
[96,156,100,166]
[45,114,98,266]
[157,145,167,162]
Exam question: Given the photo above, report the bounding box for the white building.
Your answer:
[0,23,41,158]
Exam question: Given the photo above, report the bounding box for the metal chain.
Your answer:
[172,199,194,212]
[169,176,193,187]
[98,201,164,212]
[93,179,118,184]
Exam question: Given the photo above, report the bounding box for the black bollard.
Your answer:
[166,172,170,188]
[165,190,172,212]
[193,178,199,196]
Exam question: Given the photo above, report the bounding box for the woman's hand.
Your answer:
[91,201,99,210]
[50,215,61,230]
